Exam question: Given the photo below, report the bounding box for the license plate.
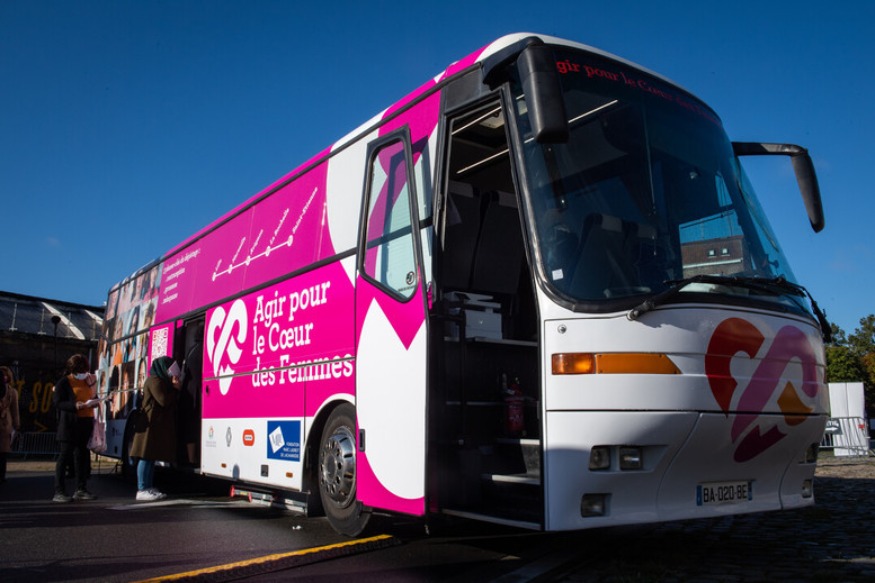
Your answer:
[696,480,752,506]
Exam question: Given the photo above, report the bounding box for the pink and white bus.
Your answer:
[96,33,829,536]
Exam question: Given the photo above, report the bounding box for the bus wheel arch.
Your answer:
[317,402,371,536]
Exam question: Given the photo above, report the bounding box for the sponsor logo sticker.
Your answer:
[266,420,301,462]
[243,429,255,447]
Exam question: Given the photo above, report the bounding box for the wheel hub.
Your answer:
[320,425,356,506]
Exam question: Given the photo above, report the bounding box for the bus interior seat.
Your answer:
[470,190,523,295]
[567,213,631,299]
[443,181,480,289]
[624,221,664,285]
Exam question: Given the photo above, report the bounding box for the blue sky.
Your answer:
[1,1,872,336]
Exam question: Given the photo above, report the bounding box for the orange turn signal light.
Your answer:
[552,353,596,374]
[552,353,680,375]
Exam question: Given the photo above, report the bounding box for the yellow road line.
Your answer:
[134,534,396,582]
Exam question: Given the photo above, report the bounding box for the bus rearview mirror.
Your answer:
[733,142,825,232]
[517,45,570,144]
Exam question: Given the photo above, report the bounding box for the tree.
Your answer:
[828,314,875,419]
[827,323,847,347]
[826,345,865,383]
[848,314,875,357]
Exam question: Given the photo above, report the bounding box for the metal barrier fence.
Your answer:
[11,432,60,459]
[820,417,873,457]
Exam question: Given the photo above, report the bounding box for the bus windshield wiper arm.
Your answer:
[627,275,830,340]
[626,274,720,321]
[706,275,830,340]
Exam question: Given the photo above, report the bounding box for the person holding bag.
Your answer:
[53,354,100,502]
[130,356,181,501]
[88,397,107,455]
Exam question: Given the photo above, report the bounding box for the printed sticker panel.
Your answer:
[202,261,355,421]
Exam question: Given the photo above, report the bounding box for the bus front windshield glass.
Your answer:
[513,49,803,313]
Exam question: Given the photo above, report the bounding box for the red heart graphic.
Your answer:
[705,318,763,413]
[705,318,820,462]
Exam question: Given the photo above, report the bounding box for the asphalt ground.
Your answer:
[4,454,875,582]
[550,455,875,583]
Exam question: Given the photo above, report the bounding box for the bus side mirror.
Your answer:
[733,142,825,232]
[517,45,570,144]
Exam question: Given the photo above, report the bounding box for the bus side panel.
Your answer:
[96,265,162,459]
[353,93,440,516]
[154,151,333,323]
[355,276,428,514]
[200,261,355,489]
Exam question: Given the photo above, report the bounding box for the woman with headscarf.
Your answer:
[130,356,181,501]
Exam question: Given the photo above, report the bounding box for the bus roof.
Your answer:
[160,33,681,262]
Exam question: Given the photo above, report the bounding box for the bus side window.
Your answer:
[362,137,418,299]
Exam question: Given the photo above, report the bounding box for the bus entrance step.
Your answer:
[478,476,543,523]
[229,485,308,515]
[481,472,540,486]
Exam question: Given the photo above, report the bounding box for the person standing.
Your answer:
[0,366,21,484]
[53,354,100,502]
[130,356,181,501]
[179,330,203,466]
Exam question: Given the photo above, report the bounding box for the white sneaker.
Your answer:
[149,488,167,500]
[136,489,164,501]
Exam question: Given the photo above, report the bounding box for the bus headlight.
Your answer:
[581,493,609,517]
[802,479,813,498]
[619,447,643,470]
[589,446,611,470]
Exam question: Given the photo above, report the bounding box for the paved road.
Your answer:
[549,457,875,582]
[1,455,873,582]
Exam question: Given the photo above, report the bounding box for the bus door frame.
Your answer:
[354,128,430,516]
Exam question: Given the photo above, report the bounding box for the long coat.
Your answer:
[0,386,20,453]
[53,376,88,444]
[130,375,179,463]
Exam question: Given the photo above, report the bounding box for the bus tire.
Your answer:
[318,403,370,536]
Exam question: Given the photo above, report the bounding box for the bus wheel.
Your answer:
[319,403,370,536]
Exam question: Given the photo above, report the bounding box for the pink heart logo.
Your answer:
[705,318,820,462]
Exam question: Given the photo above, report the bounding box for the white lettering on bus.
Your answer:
[254,290,286,327]
[268,321,314,351]
[251,355,275,387]
[249,354,354,387]
[287,280,330,321]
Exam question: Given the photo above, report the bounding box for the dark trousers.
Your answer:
[0,451,7,481]
[55,417,93,494]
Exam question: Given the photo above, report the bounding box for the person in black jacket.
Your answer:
[130,356,181,501]
[52,354,100,502]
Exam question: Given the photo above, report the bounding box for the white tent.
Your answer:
[825,382,870,456]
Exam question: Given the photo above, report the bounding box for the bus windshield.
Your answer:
[512,49,802,313]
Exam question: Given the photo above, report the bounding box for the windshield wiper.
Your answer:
[626,274,719,320]
[627,274,831,341]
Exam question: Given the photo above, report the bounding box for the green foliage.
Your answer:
[826,315,875,414]
[847,314,875,356]
[827,323,847,346]
[825,345,864,382]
